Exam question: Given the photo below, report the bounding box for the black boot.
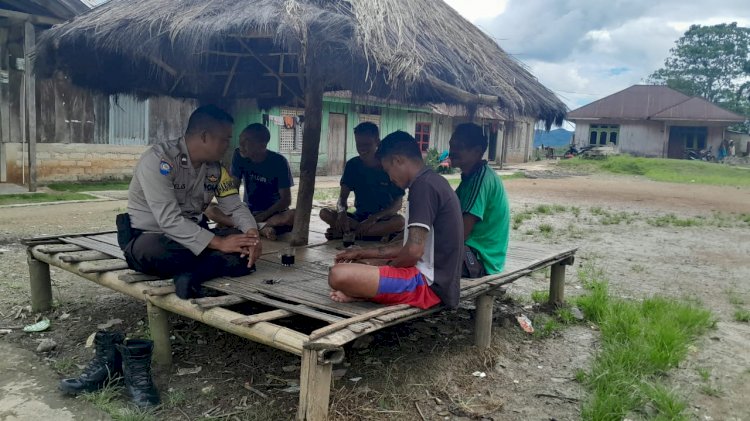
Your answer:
[117,339,161,408]
[59,331,124,395]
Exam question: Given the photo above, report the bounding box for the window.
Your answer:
[415,122,431,152]
[358,114,381,129]
[279,107,304,152]
[588,124,620,146]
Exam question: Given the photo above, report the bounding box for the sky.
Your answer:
[444,0,750,112]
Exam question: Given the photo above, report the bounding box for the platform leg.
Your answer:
[27,249,52,312]
[474,294,495,348]
[147,301,172,367]
[298,348,332,421]
[549,262,566,307]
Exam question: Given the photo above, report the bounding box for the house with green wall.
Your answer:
[230,92,537,176]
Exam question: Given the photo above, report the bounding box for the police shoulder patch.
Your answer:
[159,159,173,176]
[216,167,239,198]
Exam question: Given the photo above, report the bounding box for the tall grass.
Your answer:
[575,263,714,420]
[560,155,750,187]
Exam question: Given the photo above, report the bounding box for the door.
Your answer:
[327,113,347,175]
[668,126,707,159]
[485,123,498,161]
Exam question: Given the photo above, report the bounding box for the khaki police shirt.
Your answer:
[128,137,257,255]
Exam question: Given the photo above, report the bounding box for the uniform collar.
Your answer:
[408,166,430,189]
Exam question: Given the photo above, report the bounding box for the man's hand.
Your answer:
[209,232,259,254]
[335,247,364,263]
[240,228,262,267]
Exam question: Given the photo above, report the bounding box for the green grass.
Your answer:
[734,309,750,322]
[47,180,131,192]
[538,223,554,235]
[81,384,157,421]
[559,155,750,187]
[574,264,714,420]
[533,314,562,338]
[0,192,97,206]
[312,187,340,202]
[531,290,549,304]
[647,214,702,228]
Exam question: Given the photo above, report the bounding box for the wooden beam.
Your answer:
[474,294,494,348]
[425,74,499,106]
[222,57,239,97]
[147,301,172,367]
[298,348,332,421]
[24,22,37,192]
[289,60,323,246]
[27,248,52,312]
[549,262,566,307]
[0,10,62,26]
[234,37,301,98]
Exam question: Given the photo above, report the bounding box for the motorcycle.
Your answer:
[564,144,595,158]
[684,145,715,162]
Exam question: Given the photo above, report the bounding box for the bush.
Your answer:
[424,148,454,174]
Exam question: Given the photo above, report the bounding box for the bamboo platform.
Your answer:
[24,231,576,420]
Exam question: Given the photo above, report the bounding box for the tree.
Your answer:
[648,23,750,123]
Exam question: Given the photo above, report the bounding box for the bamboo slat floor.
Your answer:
[23,229,576,421]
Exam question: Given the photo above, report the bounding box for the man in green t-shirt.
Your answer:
[449,123,510,275]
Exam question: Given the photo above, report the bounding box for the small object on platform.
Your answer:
[281,246,296,266]
[342,231,356,248]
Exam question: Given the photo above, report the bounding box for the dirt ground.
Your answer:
[1,162,749,420]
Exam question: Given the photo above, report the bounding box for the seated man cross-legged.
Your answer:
[320,122,405,241]
[449,123,511,277]
[328,131,464,309]
[206,123,295,240]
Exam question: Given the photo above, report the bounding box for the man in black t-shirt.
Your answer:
[328,131,463,309]
[205,124,294,240]
[320,122,405,240]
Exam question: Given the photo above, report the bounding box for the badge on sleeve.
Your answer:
[159,159,173,175]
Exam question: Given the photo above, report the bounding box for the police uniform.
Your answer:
[118,137,258,298]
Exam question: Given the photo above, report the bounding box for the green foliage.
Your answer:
[538,224,553,235]
[648,23,750,128]
[560,155,750,187]
[734,309,750,322]
[531,290,549,304]
[573,265,714,421]
[424,148,454,174]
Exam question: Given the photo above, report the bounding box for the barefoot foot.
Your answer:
[330,290,363,303]
[259,226,277,241]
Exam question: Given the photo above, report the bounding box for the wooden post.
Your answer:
[24,22,37,192]
[474,294,494,348]
[146,301,172,367]
[549,262,566,306]
[290,60,324,246]
[27,248,52,312]
[297,348,332,421]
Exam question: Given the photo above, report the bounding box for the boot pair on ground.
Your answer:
[59,331,161,408]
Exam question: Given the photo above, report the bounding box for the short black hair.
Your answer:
[241,123,271,143]
[354,122,379,139]
[451,123,487,154]
[185,105,234,135]
[376,130,422,161]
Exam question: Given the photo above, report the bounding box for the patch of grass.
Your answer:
[512,211,533,230]
[501,172,527,180]
[533,314,562,338]
[726,290,746,306]
[80,384,123,414]
[696,367,711,382]
[538,224,553,235]
[165,389,187,407]
[574,265,714,421]
[600,211,636,225]
[47,179,130,192]
[523,229,535,235]
[531,290,549,304]
[534,204,553,214]
[570,206,581,218]
[631,264,646,274]
[589,206,606,216]
[112,408,158,421]
[647,214,702,228]
[699,384,724,397]
[559,155,750,187]
[0,192,96,206]
[556,307,577,325]
[52,357,77,374]
[734,309,750,322]
[312,187,340,202]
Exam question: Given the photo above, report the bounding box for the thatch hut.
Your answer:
[35,0,567,245]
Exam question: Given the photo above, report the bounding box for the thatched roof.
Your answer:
[35,0,566,126]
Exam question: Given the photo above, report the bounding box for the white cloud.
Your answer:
[447,0,750,111]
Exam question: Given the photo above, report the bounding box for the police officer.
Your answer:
[117,105,261,299]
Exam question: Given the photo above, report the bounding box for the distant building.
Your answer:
[567,85,746,159]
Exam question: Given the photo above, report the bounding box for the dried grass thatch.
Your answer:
[35,0,566,126]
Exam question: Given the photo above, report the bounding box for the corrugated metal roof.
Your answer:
[568,85,745,123]
[651,97,745,122]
